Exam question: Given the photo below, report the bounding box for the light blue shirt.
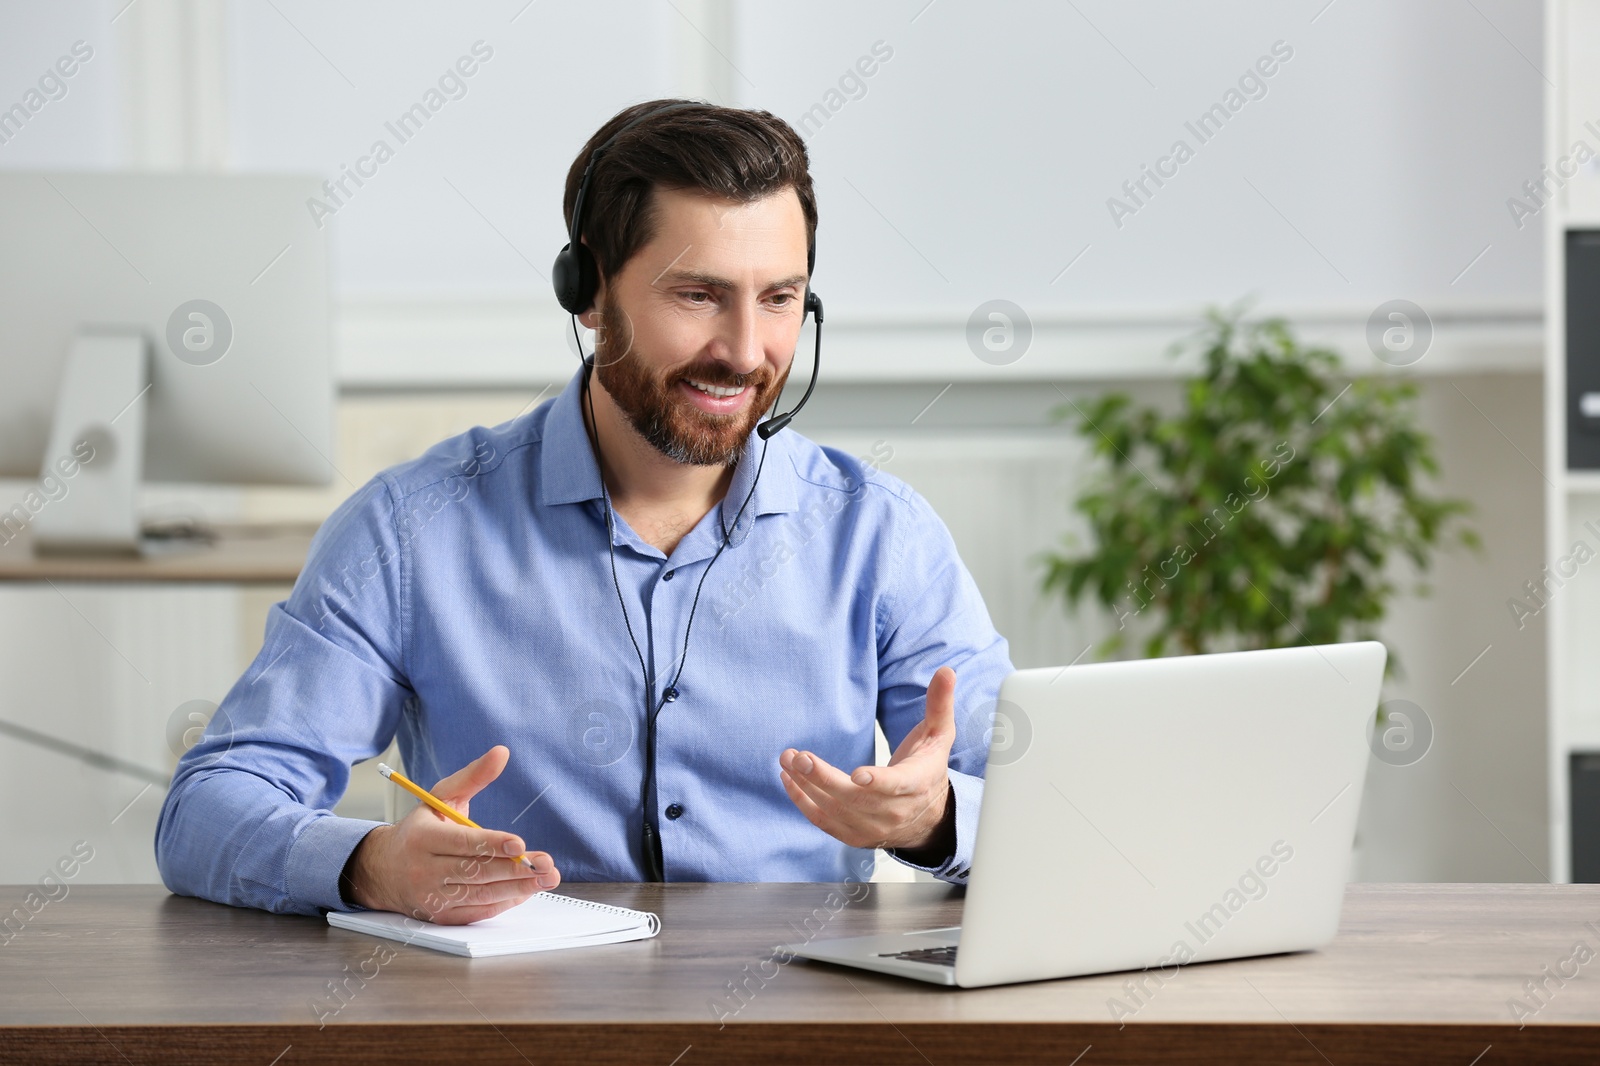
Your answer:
[155,367,1014,915]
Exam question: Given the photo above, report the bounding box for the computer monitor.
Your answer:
[0,172,334,553]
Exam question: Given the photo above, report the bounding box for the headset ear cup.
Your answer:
[552,243,581,314]
[553,242,600,315]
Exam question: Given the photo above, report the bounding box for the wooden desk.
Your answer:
[0,882,1595,1064]
[0,523,315,583]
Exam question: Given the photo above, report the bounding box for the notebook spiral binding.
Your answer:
[546,893,662,935]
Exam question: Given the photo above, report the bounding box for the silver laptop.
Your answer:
[785,642,1386,988]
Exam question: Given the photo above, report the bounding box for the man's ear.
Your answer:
[579,272,607,331]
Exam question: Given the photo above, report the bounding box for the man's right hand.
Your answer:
[341,745,560,924]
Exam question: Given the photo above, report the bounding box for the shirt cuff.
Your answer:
[888,768,981,883]
[285,814,387,914]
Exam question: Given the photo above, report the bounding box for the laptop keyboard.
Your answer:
[878,944,958,966]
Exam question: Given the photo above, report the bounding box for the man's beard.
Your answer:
[592,301,790,466]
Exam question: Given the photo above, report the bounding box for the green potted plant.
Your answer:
[1039,306,1477,670]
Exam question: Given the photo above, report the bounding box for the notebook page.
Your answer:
[328,892,660,956]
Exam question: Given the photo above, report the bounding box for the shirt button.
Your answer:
[663,569,675,581]
[665,803,684,820]
[663,687,679,702]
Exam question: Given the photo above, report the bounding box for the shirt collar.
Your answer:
[537,365,801,546]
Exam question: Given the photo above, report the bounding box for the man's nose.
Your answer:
[712,300,765,377]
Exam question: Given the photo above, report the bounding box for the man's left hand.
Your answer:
[779,665,957,853]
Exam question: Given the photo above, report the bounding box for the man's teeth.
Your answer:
[686,379,745,399]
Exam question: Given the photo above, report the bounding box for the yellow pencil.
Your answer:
[377,762,536,869]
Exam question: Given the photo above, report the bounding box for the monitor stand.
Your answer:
[31,330,148,556]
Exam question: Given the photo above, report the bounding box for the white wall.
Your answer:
[734,0,1543,315]
[3,0,1543,380]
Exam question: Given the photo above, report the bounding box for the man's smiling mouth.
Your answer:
[684,379,746,398]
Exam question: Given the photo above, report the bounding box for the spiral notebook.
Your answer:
[327,892,661,958]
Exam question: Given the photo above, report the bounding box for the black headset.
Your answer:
[555,101,824,879]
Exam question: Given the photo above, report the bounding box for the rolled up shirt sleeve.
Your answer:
[155,476,413,915]
[874,486,1014,884]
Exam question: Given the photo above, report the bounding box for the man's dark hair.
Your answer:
[562,99,818,287]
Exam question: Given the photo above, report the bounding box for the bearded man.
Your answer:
[157,100,1013,922]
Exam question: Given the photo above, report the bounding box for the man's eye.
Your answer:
[770,293,794,307]
[683,291,711,304]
